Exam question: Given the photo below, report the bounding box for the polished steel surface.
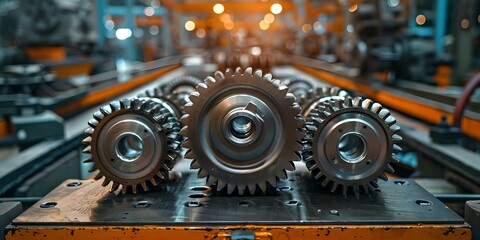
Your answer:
[302,97,402,197]
[12,172,464,225]
[180,67,304,195]
[82,98,182,194]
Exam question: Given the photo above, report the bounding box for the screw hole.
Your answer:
[363,125,367,129]
[39,202,57,208]
[184,201,202,207]
[238,200,254,207]
[190,186,211,191]
[285,200,302,207]
[135,201,151,208]
[66,182,82,187]
[188,193,208,198]
[416,200,432,206]
[110,158,115,162]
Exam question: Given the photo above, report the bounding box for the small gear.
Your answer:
[82,98,181,194]
[140,75,203,116]
[300,86,351,117]
[283,78,314,100]
[180,67,304,195]
[302,96,402,198]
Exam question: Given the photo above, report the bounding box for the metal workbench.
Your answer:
[5,169,471,240]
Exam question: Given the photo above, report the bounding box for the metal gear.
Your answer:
[302,96,402,198]
[140,75,203,116]
[139,88,183,119]
[283,78,314,100]
[300,86,351,117]
[180,67,304,195]
[82,98,181,194]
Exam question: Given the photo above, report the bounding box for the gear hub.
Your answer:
[180,67,304,195]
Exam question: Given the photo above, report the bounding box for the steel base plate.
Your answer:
[6,170,471,240]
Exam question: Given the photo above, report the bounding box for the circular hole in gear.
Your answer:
[230,116,254,139]
[66,182,82,187]
[115,133,143,162]
[416,199,432,206]
[188,193,208,198]
[338,133,367,164]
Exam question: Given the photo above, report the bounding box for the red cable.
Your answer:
[453,73,480,128]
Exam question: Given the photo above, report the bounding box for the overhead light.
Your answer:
[143,6,154,16]
[105,20,114,30]
[461,19,469,29]
[185,20,195,31]
[259,20,269,30]
[301,23,311,33]
[416,14,426,25]
[264,13,275,23]
[213,3,224,14]
[348,4,357,13]
[115,28,132,40]
[196,28,206,38]
[270,3,282,14]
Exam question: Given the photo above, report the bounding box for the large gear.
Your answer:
[300,86,351,117]
[302,96,402,198]
[180,67,304,195]
[82,98,181,194]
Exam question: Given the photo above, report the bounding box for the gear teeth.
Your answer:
[182,139,192,149]
[149,177,157,186]
[110,182,120,192]
[82,146,91,154]
[390,124,400,133]
[120,98,130,109]
[84,127,94,135]
[93,111,104,121]
[371,181,379,188]
[190,159,201,168]
[185,149,195,159]
[254,69,263,78]
[235,67,243,74]
[321,178,329,187]
[353,185,360,199]
[353,97,362,107]
[237,185,246,195]
[371,102,382,114]
[82,136,91,145]
[258,181,267,192]
[83,157,92,163]
[132,184,138,194]
[179,114,190,126]
[263,73,272,82]
[206,176,217,185]
[361,99,373,109]
[100,106,111,116]
[379,109,391,120]
[214,71,225,81]
[277,169,288,180]
[196,83,208,94]
[342,187,348,198]
[331,182,339,192]
[247,184,256,194]
[205,76,216,85]
[386,164,395,174]
[141,182,148,192]
[217,180,227,191]
[109,101,121,111]
[197,168,208,178]
[379,174,389,181]
[156,172,165,180]
[393,144,402,153]
[101,178,110,187]
[391,154,400,163]
[227,184,236,194]
[244,67,253,75]
[392,134,402,143]
[88,119,98,128]
[385,116,396,126]
[93,173,103,180]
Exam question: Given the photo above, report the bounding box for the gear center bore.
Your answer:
[222,105,263,146]
[115,133,144,162]
[337,133,367,164]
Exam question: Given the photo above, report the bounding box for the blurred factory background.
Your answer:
[0,0,480,239]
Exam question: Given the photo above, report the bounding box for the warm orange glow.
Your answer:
[220,13,231,23]
[348,4,358,13]
[416,14,426,25]
[224,21,234,30]
[259,20,270,30]
[213,3,224,14]
[270,3,282,14]
[196,28,206,38]
[302,23,311,33]
[264,13,275,23]
[185,20,195,31]
[461,19,470,29]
